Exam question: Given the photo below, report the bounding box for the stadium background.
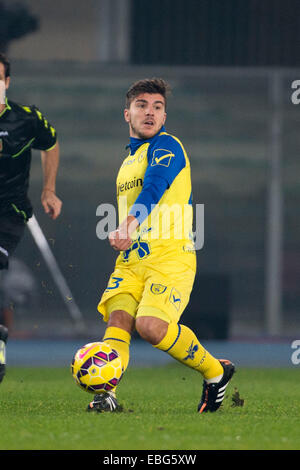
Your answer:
[1,0,299,367]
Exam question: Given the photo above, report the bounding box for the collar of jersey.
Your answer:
[0,97,11,118]
[126,125,166,154]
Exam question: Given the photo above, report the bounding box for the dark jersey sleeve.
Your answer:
[31,106,57,151]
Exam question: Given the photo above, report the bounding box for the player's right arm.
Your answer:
[41,142,62,220]
[31,106,62,219]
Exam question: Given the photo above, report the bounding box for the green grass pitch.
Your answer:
[0,365,299,450]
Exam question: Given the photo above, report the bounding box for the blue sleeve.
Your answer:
[129,134,186,225]
[129,175,168,224]
[146,134,186,186]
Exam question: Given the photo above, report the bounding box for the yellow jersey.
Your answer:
[116,126,195,266]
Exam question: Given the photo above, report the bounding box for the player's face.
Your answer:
[124,93,167,140]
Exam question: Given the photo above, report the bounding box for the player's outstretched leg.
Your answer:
[152,321,235,413]
[86,326,131,413]
[0,324,8,384]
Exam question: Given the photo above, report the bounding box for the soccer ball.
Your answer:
[71,342,123,394]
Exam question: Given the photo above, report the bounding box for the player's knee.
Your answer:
[135,316,168,345]
[0,250,9,270]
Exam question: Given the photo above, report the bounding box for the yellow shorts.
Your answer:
[98,250,196,324]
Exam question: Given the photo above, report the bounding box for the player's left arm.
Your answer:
[109,134,186,251]
[129,134,186,222]
[41,142,62,220]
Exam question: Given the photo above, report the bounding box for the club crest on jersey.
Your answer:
[150,283,167,295]
[151,148,175,167]
[169,288,181,310]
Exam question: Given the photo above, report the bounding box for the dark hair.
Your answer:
[0,53,10,78]
[125,78,171,109]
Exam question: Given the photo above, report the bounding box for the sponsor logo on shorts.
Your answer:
[169,287,181,310]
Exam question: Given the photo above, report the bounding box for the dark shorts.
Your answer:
[0,212,26,270]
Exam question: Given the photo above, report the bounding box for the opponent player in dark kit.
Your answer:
[0,53,62,383]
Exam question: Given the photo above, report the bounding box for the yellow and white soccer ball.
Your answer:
[71,342,123,394]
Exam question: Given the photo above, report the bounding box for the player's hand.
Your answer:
[108,215,139,251]
[109,229,132,251]
[41,189,62,220]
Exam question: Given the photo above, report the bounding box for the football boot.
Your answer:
[198,359,235,413]
[86,390,122,413]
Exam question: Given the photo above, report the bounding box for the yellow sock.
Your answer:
[102,326,131,380]
[154,322,223,380]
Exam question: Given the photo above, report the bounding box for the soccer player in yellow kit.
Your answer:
[88,78,235,413]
